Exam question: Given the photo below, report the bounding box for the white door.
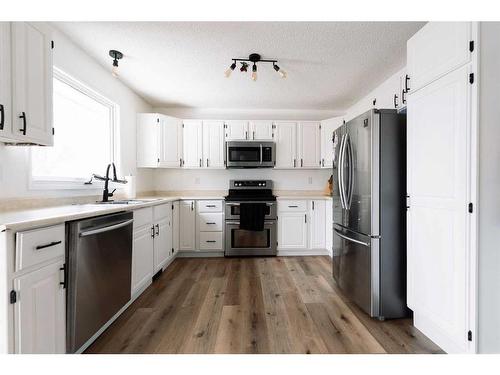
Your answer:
[179,200,196,251]
[131,224,154,295]
[137,113,160,168]
[407,65,471,353]
[309,200,326,249]
[298,122,321,168]
[274,122,297,169]
[320,117,342,168]
[325,200,333,256]
[407,22,471,93]
[11,22,53,146]
[182,120,203,168]
[225,120,248,140]
[278,212,308,250]
[0,23,12,140]
[249,120,273,140]
[14,260,66,353]
[202,120,225,168]
[159,116,183,168]
[172,201,179,255]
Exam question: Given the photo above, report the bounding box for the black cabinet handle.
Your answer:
[402,89,407,105]
[35,240,62,250]
[300,159,303,167]
[405,74,410,91]
[206,222,216,225]
[206,205,216,208]
[394,94,399,108]
[0,104,4,130]
[288,205,298,208]
[155,224,159,236]
[60,264,66,289]
[206,240,216,243]
[19,112,26,135]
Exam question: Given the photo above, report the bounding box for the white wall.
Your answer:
[0,24,154,199]
[477,22,500,354]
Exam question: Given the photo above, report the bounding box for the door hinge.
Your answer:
[468,203,473,213]
[182,123,184,128]
[172,204,174,210]
[51,40,54,49]
[468,330,473,341]
[469,40,474,52]
[469,73,474,84]
[52,128,55,135]
[319,124,322,129]
[406,195,411,210]
[10,290,17,304]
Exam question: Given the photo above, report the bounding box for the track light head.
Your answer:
[225,61,237,78]
[240,62,249,72]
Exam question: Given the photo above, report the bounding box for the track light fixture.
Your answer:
[109,49,123,78]
[225,53,287,81]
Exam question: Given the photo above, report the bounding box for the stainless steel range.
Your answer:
[224,180,277,256]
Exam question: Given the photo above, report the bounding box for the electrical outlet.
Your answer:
[308,177,313,185]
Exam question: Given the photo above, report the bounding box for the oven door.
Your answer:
[225,201,277,220]
[226,141,275,168]
[225,220,277,256]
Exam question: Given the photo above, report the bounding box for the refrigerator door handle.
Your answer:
[339,134,349,209]
[338,134,345,209]
[346,134,354,209]
[333,228,370,247]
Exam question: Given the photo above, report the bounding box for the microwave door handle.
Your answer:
[260,144,263,164]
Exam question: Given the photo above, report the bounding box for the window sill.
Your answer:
[29,178,124,191]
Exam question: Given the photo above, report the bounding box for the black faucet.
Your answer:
[90,163,128,202]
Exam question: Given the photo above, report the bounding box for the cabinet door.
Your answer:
[225,120,248,140]
[309,200,326,249]
[14,260,66,353]
[11,22,53,146]
[179,200,196,251]
[298,122,321,168]
[249,120,273,140]
[202,120,225,168]
[320,117,342,168]
[182,120,203,168]
[154,214,172,272]
[407,22,471,93]
[407,65,470,353]
[132,224,154,295]
[0,23,12,141]
[159,116,183,168]
[137,113,160,168]
[172,201,179,254]
[278,212,307,250]
[274,121,297,169]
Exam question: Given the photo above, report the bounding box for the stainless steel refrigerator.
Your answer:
[332,109,408,319]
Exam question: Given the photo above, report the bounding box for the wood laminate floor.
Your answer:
[85,256,444,354]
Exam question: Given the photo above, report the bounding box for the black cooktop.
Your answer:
[224,189,276,202]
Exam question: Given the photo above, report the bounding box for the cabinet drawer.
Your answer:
[278,200,307,212]
[153,203,171,221]
[16,224,65,271]
[199,232,223,250]
[198,213,223,231]
[197,200,223,213]
[133,207,153,229]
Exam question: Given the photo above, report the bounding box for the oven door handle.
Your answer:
[227,221,276,225]
[225,202,275,206]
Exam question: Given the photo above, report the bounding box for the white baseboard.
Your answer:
[277,249,330,256]
[176,250,224,258]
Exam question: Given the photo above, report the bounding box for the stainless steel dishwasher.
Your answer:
[66,211,133,353]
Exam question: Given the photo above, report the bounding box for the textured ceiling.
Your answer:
[54,22,425,110]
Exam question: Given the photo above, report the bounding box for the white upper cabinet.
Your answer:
[298,122,321,168]
[159,116,183,168]
[249,120,273,140]
[0,23,12,141]
[202,120,225,168]
[225,120,249,140]
[14,260,66,354]
[182,120,203,168]
[407,22,471,93]
[407,64,470,353]
[137,113,160,168]
[320,117,343,168]
[274,121,297,169]
[11,22,53,146]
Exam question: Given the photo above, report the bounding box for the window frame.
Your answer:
[29,67,120,191]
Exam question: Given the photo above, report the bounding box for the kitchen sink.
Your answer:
[77,198,163,206]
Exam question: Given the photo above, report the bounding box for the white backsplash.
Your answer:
[154,169,332,191]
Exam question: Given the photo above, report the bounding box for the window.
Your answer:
[31,68,118,189]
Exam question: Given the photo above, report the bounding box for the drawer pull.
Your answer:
[205,205,216,208]
[35,240,62,250]
[206,240,217,243]
[206,222,217,225]
[288,205,298,208]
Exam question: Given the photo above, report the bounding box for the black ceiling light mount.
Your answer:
[225,53,286,81]
[109,49,123,77]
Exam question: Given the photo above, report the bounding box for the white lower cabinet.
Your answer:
[153,204,173,273]
[13,260,66,354]
[196,200,224,252]
[132,207,154,296]
[172,201,180,255]
[278,212,308,250]
[309,200,326,249]
[179,200,196,251]
[325,200,333,256]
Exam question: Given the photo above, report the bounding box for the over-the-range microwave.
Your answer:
[225,141,275,168]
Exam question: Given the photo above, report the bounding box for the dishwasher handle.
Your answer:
[79,219,134,237]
